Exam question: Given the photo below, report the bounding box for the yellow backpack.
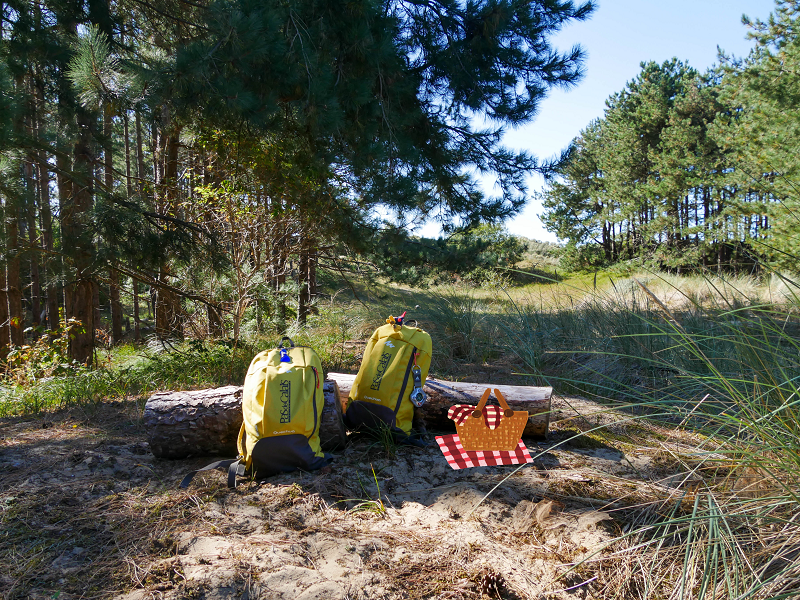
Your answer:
[345,313,432,436]
[180,337,330,488]
[237,337,329,476]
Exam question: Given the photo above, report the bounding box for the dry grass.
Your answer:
[0,403,223,599]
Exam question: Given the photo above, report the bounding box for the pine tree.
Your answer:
[174,0,595,229]
[714,0,800,267]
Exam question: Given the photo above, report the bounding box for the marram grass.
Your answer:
[523,275,800,600]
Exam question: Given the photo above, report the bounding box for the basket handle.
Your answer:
[471,388,515,419]
[494,389,515,418]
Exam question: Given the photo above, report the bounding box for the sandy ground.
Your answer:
[0,395,702,600]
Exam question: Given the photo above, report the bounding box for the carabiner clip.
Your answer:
[409,365,427,407]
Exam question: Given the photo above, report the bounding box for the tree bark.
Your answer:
[63,109,95,364]
[144,380,346,458]
[153,113,184,340]
[135,111,145,197]
[93,279,101,337]
[156,265,183,339]
[110,268,122,344]
[207,303,224,337]
[25,159,42,331]
[274,242,287,332]
[308,246,317,313]
[133,276,141,343]
[124,111,133,199]
[328,373,551,438]
[5,201,23,346]
[0,260,8,354]
[38,136,58,332]
[104,106,123,345]
[297,240,309,326]
[56,150,72,330]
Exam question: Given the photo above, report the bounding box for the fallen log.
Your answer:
[144,381,346,459]
[326,373,551,438]
[143,375,551,458]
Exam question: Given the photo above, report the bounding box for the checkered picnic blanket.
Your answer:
[435,434,533,469]
[436,403,533,470]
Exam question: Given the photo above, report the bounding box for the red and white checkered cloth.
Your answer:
[448,404,504,428]
[435,434,533,469]
[436,404,533,470]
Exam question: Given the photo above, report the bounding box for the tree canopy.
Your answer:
[541,1,800,272]
[0,0,594,360]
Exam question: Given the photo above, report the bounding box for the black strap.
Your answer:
[279,336,295,348]
[179,459,238,489]
[227,460,244,488]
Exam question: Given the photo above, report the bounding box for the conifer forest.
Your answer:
[3,0,800,361]
[0,0,594,363]
[540,4,800,272]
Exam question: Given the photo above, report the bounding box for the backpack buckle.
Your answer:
[410,366,427,407]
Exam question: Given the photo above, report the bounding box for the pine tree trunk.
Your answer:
[153,113,184,340]
[274,235,287,331]
[207,304,224,337]
[25,159,42,331]
[298,240,309,326]
[39,140,58,332]
[27,207,42,330]
[110,269,122,344]
[6,203,23,346]
[56,150,72,330]
[93,280,101,338]
[135,111,145,197]
[124,111,133,199]
[308,245,317,315]
[133,277,141,343]
[104,106,123,345]
[165,128,184,336]
[0,265,8,355]
[64,109,95,364]
[65,277,95,364]
[0,194,9,353]
[156,266,183,340]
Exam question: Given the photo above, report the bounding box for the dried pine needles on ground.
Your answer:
[2,392,779,600]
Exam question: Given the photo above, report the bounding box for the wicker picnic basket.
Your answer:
[457,388,528,452]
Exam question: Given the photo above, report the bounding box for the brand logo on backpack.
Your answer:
[370,351,392,390]
[279,380,291,423]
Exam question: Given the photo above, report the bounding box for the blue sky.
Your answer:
[421,0,779,242]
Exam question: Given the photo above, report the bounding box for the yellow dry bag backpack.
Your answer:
[344,312,432,436]
[181,337,330,488]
